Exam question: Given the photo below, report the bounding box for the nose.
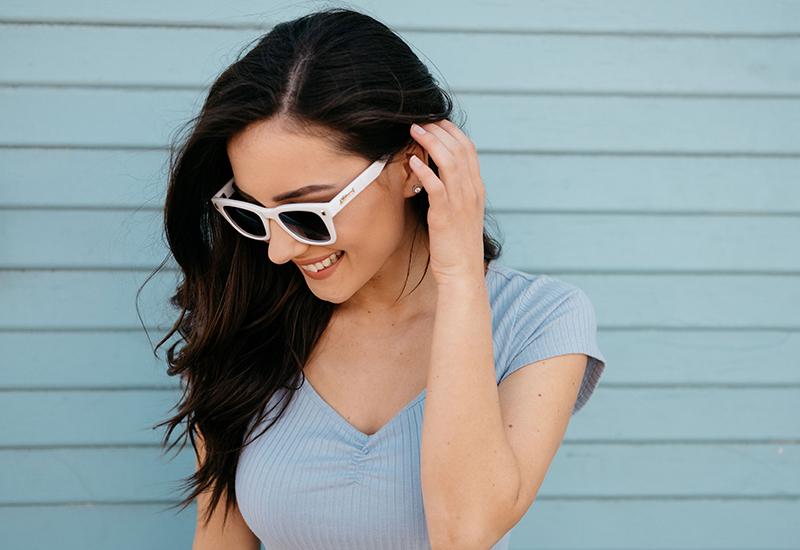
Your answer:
[266,219,307,264]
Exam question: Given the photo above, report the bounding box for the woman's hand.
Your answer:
[408,119,486,287]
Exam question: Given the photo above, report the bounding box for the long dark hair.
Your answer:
[143,7,503,529]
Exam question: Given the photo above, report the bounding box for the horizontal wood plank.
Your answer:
[1,0,799,33]
[2,329,798,388]
[0,503,196,550]
[509,499,800,549]
[3,149,800,213]
[0,388,797,446]
[3,25,799,94]
[0,271,797,329]
[1,443,797,503]
[1,88,798,153]
[0,500,798,550]
[2,210,799,271]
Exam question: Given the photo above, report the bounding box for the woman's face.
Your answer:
[226,117,431,311]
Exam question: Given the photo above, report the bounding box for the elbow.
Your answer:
[432,530,504,550]
[427,467,522,550]
[430,533,476,550]
[444,496,524,550]
[430,516,510,550]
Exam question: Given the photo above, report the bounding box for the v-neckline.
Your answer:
[300,259,498,444]
[301,375,427,443]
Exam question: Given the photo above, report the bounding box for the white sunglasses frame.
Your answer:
[210,157,389,246]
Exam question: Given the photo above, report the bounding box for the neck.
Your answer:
[335,225,438,324]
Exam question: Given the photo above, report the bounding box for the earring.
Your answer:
[412,185,422,193]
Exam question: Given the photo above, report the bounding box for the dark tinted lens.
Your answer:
[223,206,267,237]
[279,210,330,242]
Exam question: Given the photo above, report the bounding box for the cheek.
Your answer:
[348,203,405,244]
[330,221,398,274]
[337,194,404,240]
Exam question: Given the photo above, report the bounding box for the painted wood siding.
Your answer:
[1,1,798,548]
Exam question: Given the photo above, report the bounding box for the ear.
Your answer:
[399,143,429,196]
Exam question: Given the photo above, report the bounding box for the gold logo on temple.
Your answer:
[339,189,355,205]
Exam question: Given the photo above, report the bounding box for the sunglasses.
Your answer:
[211,158,389,246]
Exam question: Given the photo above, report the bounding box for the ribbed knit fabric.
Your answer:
[235,258,607,549]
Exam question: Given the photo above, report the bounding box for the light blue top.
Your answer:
[236,258,607,549]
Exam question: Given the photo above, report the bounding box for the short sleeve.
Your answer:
[500,279,607,415]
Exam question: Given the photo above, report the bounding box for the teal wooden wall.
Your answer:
[2,1,799,548]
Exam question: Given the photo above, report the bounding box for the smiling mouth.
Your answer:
[299,251,344,273]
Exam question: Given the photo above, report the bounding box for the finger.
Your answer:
[437,119,483,200]
[409,153,446,205]
[420,121,463,157]
[409,123,461,200]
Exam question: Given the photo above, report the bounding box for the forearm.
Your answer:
[420,278,521,548]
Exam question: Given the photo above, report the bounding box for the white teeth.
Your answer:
[301,251,343,273]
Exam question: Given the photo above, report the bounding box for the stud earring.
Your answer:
[412,185,422,193]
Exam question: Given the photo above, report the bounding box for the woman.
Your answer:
[152,7,606,550]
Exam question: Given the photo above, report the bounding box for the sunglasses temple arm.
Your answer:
[327,159,386,216]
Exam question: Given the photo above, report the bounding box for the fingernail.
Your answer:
[411,124,426,135]
[410,155,423,168]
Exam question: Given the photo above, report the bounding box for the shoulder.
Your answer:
[488,259,590,323]
[488,260,606,410]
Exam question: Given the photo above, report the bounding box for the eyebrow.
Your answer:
[233,182,338,203]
